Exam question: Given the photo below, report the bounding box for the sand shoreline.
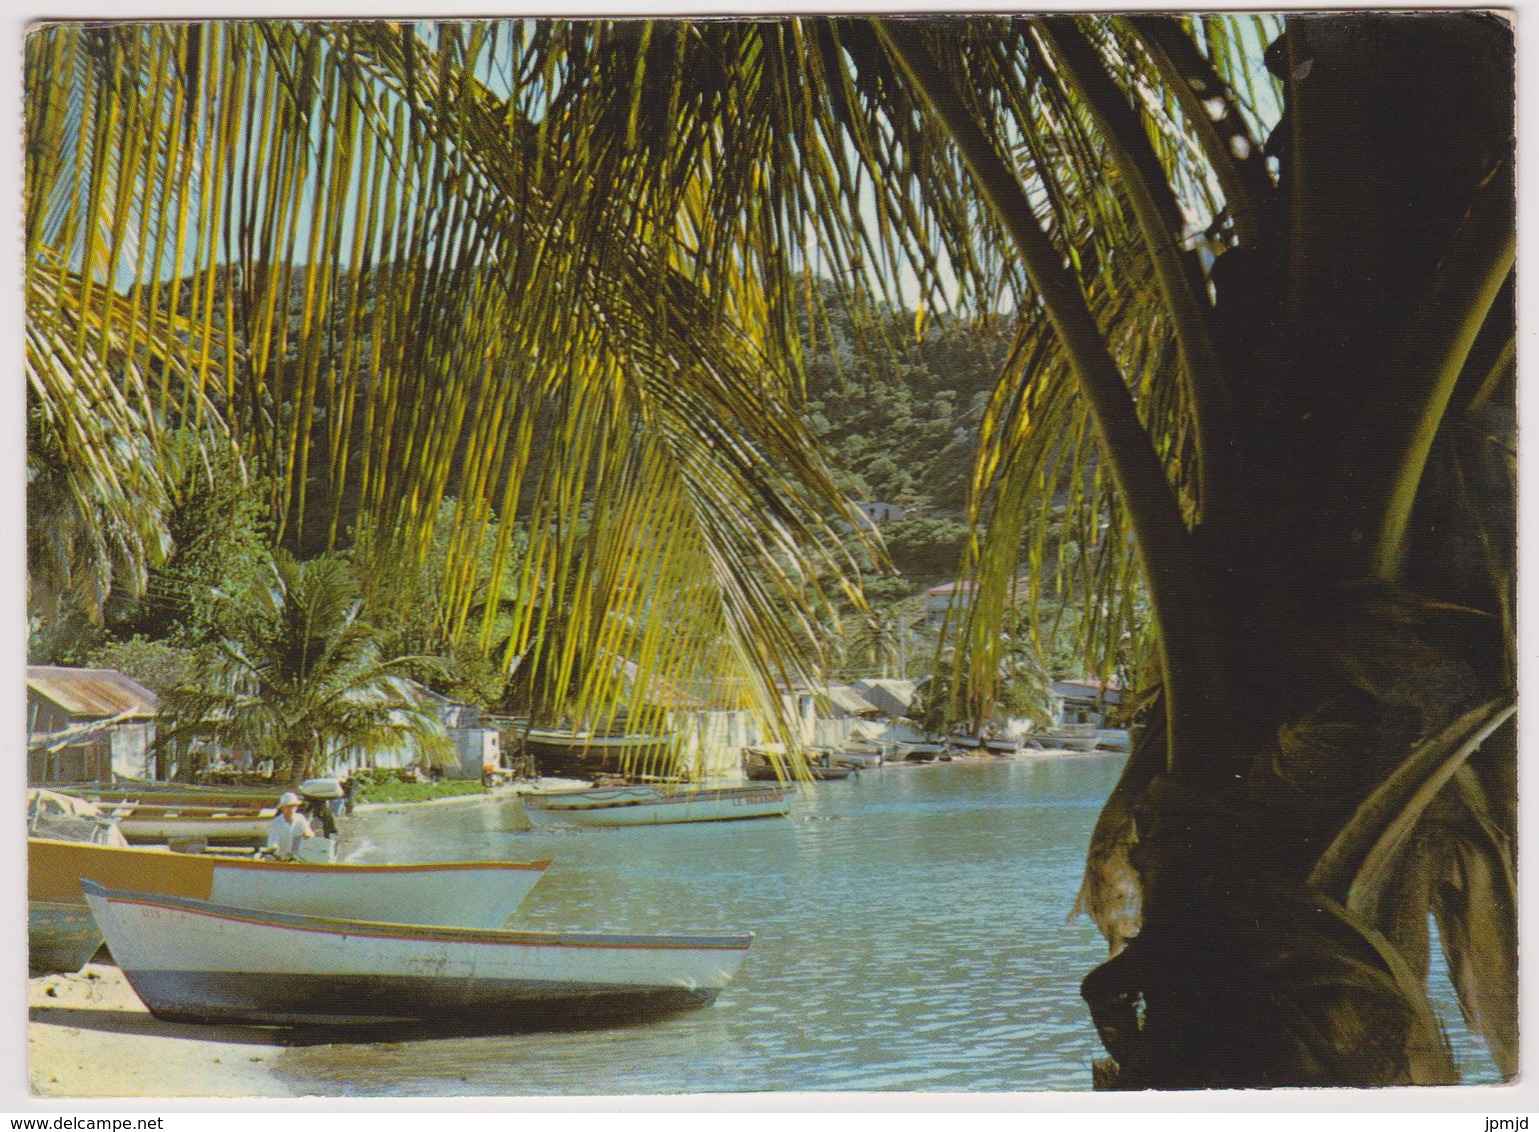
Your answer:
[28,965,293,1098]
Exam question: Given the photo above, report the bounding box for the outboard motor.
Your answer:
[298,777,344,840]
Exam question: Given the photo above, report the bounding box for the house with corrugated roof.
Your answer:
[1050,678,1124,728]
[824,684,882,719]
[27,666,159,784]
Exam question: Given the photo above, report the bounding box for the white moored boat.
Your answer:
[894,742,947,763]
[31,838,553,932]
[522,784,790,827]
[1036,722,1101,752]
[832,745,884,770]
[82,880,754,1028]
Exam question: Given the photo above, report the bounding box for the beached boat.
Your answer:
[519,729,676,778]
[29,788,129,845]
[62,783,279,810]
[831,744,885,770]
[894,742,947,763]
[1036,723,1101,752]
[28,791,126,974]
[983,737,1023,756]
[29,900,104,976]
[83,880,754,1029]
[111,804,276,846]
[30,838,553,931]
[742,747,854,782]
[522,784,790,827]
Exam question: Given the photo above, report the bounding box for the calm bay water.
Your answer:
[271,755,1497,1096]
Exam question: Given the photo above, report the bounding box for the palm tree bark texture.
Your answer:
[1050,15,1515,1088]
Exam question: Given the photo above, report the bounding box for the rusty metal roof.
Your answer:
[27,666,159,719]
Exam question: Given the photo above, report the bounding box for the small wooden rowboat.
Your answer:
[28,792,125,974]
[60,784,294,845]
[30,838,553,933]
[522,784,790,827]
[113,807,275,846]
[62,784,279,810]
[28,900,105,976]
[82,880,753,1028]
[520,729,676,778]
[742,748,854,782]
[894,742,947,763]
[831,745,885,770]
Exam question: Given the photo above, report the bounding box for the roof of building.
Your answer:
[924,581,978,597]
[852,678,920,717]
[27,666,159,720]
[825,684,881,716]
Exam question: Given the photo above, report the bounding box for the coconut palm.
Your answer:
[26,20,874,746]
[25,14,1514,1087]
[157,550,453,783]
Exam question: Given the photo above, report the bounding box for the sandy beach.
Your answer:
[28,964,292,1098]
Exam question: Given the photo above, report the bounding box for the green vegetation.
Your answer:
[154,551,455,783]
[350,773,487,805]
[26,15,1513,1088]
[803,289,1011,516]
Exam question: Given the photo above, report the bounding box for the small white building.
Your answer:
[1050,679,1124,728]
[415,689,502,779]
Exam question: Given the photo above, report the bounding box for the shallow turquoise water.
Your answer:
[274,755,1497,1095]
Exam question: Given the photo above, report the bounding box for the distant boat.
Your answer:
[53,783,280,845]
[30,838,553,936]
[742,747,854,781]
[983,737,1022,756]
[894,742,947,763]
[1036,723,1100,752]
[522,784,790,827]
[83,880,754,1030]
[946,734,984,750]
[1095,729,1132,752]
[519,729,675,778]
[832,744,885,770]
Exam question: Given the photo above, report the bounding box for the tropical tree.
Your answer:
[26,13,1515,1087]
[26,20,874,746]
[349,498,527,708]
[910,624,1055,738]
[157,550,453,783]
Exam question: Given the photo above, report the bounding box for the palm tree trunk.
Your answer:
[1075,13,1515,1087]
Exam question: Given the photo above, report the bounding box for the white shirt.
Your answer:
[266,810,313,857]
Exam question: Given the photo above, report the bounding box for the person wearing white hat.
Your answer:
[265,791,315,860]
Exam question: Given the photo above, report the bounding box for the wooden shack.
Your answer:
[27,666,159,784]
